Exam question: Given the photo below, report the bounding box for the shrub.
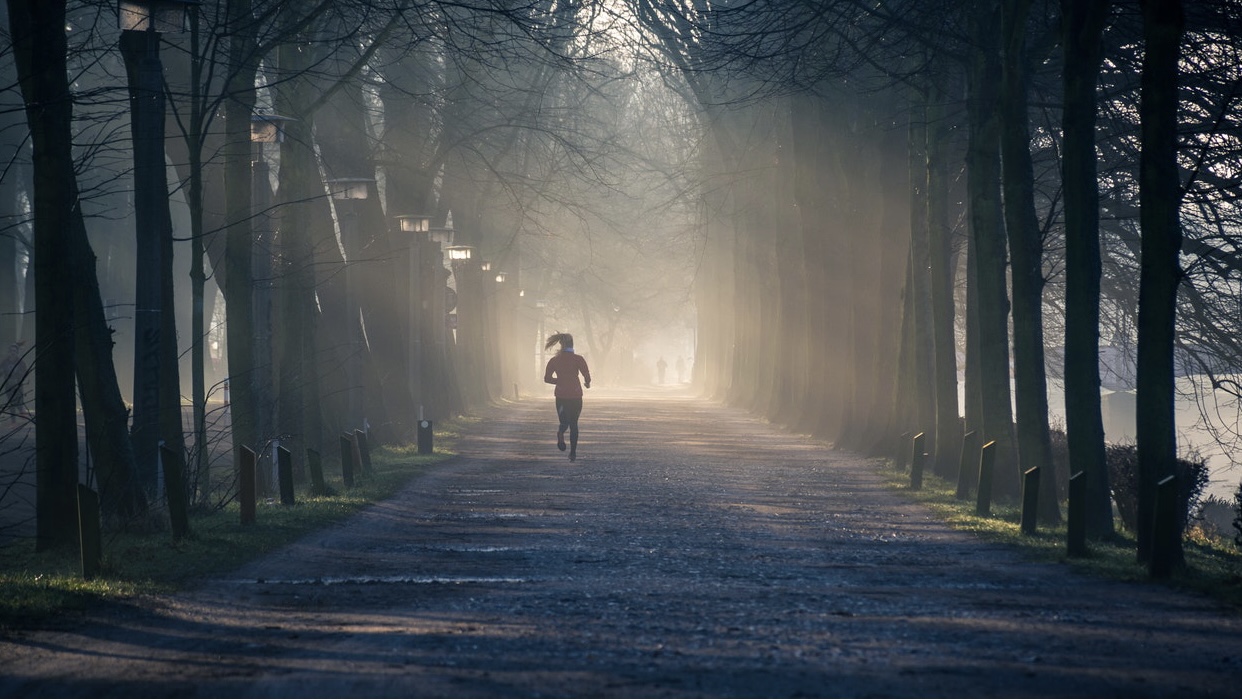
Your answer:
[1105,442,1209,536]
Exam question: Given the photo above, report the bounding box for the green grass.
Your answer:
[0,422,462,632]
[880,459,1242,609]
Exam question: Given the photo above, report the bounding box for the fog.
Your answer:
[4,1,1242,527]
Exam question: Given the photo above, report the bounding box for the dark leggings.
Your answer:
[556,398,583,449]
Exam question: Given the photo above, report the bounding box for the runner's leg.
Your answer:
[566,399,583,460]
[555,399,567,451]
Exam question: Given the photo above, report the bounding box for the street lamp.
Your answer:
[446,245,474,262]
[326,177,373,201]
[395,215,432,423]
[119,0,196,32]
[250,113,296,143]
[495,271,507,284]
[119,0,195,495]
[325,176,375,428]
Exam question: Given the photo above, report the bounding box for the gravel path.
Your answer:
[2,386,1240,698]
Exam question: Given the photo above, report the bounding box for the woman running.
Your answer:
[543,332,591,461]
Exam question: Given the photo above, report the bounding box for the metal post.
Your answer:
[1150,474,1178,579]
[1020,466,1040,535]
[251,155,274,493]
[955,430,978,500]
[277,445,295,506]
[910,432,926,490]
[343,206,362,429]
[1067,471,1087,557]
[339,433,354,488]
[408,235,423,424]
[77,485,102,580]
[976,440,996,516]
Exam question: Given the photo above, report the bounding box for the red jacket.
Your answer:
[544,351,591,398]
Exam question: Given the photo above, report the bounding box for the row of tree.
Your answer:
[3,0,705,550]
[655,0,1241,572]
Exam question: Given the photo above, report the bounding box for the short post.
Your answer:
[340,433,355,488]
[307,448,327,497]
[277,445,295,506]
[896,431,912,471]
[160,443,189,541]
[352,432,366,479]
[417,419,434,455]
[77,484,102,580]
[955,430,978,500]
[239,446,257,525]
[975,440,996,517]
[1067,471,1087,557]
[910,432,926,490]
[354,428,372,475]
[1150,474,1178,579]
[1020,466,1040,536]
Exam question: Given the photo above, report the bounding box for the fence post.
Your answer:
[417,419,434,455]
[160,443,189,541]
[955,430,978,500]
[975,440,996,517]
[1067,471,1087,557]
[1150,474,1179,579]
[1020,466,1040,535]
[277,445,295,506]
[340,434,355,488]
[307,448,327,497]
[910,432,926,490]
[77,484,102,580]
[354,428,372,475]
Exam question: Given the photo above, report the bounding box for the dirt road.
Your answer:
[2,387,1240,698]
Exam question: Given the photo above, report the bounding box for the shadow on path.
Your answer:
[1,387,1240,698]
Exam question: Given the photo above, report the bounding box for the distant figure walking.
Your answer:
[656,356,668,384]
[675,356,686,383]
[0,342,29,422]
[544,332,591,462]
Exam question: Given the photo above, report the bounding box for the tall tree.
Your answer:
[1135,0,1185,568]
[1061,0,1115,538]
[1000,0,1060,524]
[7,0,81,550]
[966,0,1019,497]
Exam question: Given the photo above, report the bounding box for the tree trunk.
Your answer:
[967,0,1019,499]
[909,108,937,454]
[1061,0,1115,538]
[8,0,80,551]
[223,0,259,473]
[926,88,961,478]
[68,199,150,527]
[1001,0,1060,525]
[1135,0,1184,566]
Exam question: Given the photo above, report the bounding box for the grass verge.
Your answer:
[879,460,1242,610]
[0,421,463,632]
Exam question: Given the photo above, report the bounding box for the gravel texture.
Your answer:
[2,386,1240,698]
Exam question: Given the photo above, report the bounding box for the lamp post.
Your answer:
[446,245,475,403]
[326,177,374,430]
[395,214,431,425]
[119,0,195,494]
[427,224,454,416]
[250,113,291,492]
